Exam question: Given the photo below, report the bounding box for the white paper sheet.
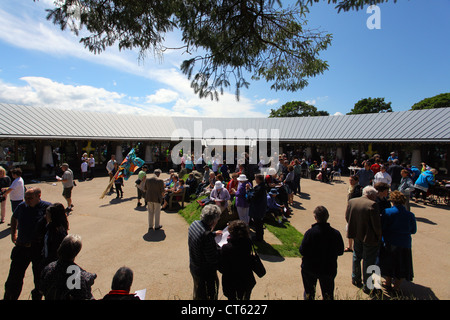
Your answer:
[134,288,146,300]
[215,226,229,247]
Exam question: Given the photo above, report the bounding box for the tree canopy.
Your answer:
[39,0,396,100]
[269,101,329,117]
[410,93,450,110]
[346,97,392,115]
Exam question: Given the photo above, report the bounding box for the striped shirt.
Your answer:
[188,220,219,275]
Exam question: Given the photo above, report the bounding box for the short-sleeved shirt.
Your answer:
[62,169,74,188]
[13,200,51,244]
[9,177,24,201]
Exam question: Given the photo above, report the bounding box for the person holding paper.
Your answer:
[188,205,222,300]
[219,220,256,300]
[56,163,74,213]
[103,267,140,300]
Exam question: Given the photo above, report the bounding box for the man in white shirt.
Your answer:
[88,154,96,180]
[1,168,24,218]
[57,163,74,213]
[320,156,329,183]
[106,155,116,193]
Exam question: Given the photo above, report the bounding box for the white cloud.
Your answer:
[333,111,344,116]
[146,89,179,104]
[266,99,279,106]
[306,99,316,105]
[0,3,268,118]
[0,76,267,118]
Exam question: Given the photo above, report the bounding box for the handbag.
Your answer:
[250,242,266,278]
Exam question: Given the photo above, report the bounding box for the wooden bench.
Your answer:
[168,187,186,210]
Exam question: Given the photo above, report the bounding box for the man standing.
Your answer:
[188,205,222,300]
[300,206,344,300]
[4,187,51,300]
[387,159,403,191]
[356,161,374,187]
[320,156,329,183]
[88,154,96,180]
[345,186,381,294]
[106,155,117,193]
[144,169,165,231]
[57,163,74,213]
[1,168,24,219]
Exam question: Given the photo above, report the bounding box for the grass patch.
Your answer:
[261,215,303,258]
[178,197,303,258]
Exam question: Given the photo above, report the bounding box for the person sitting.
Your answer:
[196,167,213,196]
[185,173,197,197]
[164,169,175,187]
[40,235,97,300]
[102,267,140,300]
[161,179,185,210]
[266,188,288,225]
[210,181,231,213]
[164,174,179,194]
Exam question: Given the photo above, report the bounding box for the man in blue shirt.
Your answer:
[356,161,374,187]
[4,187,51,300]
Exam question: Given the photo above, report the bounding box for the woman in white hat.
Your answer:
[235,174,252,224]
[210,180,231,212]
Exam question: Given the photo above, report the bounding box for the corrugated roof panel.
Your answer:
[375,111,406,140]
[316,116,335,139]
[1,103,449,142]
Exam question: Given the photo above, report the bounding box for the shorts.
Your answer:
[62,187,73,199]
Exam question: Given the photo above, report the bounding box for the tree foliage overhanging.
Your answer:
[39,0,396,100]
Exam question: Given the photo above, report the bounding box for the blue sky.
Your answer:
[0,0,449,117]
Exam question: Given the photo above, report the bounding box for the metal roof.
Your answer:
[1,103,449,143]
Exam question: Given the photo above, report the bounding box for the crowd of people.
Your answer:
[0,149,447,300]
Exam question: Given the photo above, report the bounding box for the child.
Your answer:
[112,163,124,198]
[266,188,288,225]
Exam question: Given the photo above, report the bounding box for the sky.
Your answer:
[0,0,449,118]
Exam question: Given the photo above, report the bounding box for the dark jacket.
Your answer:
[346,196,381,245]
[219,237,256,298]
[248,182,267,219]
[102,290,140,300]
[299,223,344,276]
[188,220,219,276]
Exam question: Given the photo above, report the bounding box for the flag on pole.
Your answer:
[100,148,145,199]
[117,148,145,181]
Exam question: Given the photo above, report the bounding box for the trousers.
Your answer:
[147,202,161,229]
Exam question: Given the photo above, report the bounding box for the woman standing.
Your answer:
[398,169,415,211]
[219,220,256,300]
[379,191,417,295]
[235,175,251,224]
[0,167,11,223]
[43,203,69,266]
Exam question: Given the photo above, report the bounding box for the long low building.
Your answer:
[0,103,449,180]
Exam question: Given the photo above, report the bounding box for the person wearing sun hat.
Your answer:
[210,181,231,212]
[235,174,252,224]
[210,181,231,230]
[267,188,288,225]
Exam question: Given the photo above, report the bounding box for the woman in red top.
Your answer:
[227,173,239,197]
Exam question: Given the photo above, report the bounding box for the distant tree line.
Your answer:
[269,93,450,117]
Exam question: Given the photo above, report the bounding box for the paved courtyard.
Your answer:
[0,174,448,300]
